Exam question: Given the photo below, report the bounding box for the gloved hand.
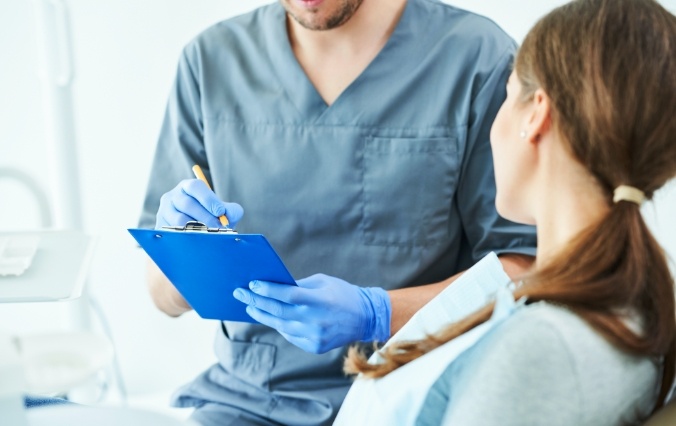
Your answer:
[155,179,244,229]
[232,274,391,354]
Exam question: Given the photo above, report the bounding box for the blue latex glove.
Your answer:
[155,179,244,229]
[232,274,391,354]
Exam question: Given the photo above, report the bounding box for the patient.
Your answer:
[337,0,676,424]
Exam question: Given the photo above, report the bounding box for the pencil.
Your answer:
[192,164,230,227]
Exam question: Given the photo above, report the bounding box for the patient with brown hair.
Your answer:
[336,1,676,424]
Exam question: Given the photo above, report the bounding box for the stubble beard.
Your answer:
[283,0,365,31]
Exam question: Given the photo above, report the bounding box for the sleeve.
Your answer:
[417,315,583,426]
[455,46,537,262]
[137,43,209,229]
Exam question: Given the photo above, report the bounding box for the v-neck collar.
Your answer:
[264,0,415,123]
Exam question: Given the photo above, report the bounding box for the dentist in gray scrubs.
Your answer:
[138,0,537,424]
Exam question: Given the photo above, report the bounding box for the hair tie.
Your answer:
[613,185,646,205]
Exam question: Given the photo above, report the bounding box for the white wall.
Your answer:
[1,0,675,410]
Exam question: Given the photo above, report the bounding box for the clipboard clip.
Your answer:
[162,221,238,234]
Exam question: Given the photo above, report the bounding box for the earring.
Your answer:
[520,130,527,139]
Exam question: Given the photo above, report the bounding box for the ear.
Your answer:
[524,88,552,145]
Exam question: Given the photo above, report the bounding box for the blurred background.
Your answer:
[1,0,675,417]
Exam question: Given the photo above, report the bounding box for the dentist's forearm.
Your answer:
[387,254,534,336]
[388,276,460,336]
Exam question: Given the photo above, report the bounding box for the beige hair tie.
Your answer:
[613,185,646,205]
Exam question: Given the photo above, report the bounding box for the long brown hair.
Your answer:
[345,0,676,413]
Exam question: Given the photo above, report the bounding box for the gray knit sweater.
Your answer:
[415,302,659,425]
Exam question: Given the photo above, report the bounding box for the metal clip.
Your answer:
[162,221,238,234]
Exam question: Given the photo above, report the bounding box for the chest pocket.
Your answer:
[360,136,459,247]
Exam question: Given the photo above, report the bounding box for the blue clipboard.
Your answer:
[128,222,296,322]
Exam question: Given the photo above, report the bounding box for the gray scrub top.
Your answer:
[138,0,537,424]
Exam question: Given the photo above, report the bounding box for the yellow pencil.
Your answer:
[192,164,230,227]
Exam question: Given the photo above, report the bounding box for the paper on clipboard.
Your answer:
[128,222,296,322]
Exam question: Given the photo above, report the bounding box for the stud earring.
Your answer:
[520,130,527,139]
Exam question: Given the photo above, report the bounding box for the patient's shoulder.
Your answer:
[483,302,657,396]
[494,302,599,354]
[425,302,658,425]
[494,302,654,370]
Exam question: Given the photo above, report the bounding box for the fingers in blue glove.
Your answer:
[233,287,306,322]
[232,276,392,354]
[246,280,315,305]
[233,288,327,352]
[245,305,333,354]
[155,179,244,229]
